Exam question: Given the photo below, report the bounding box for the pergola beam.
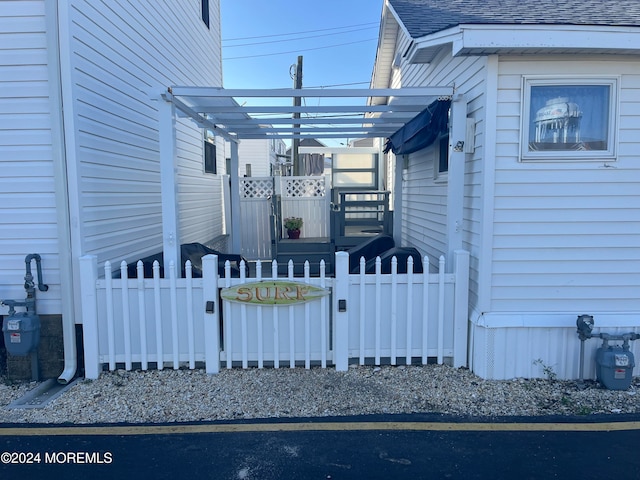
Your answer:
[170,86,454,98]
[197,104,425,114]
[208,116,411,126]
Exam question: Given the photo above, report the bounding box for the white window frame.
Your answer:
[520,76,618,161]
[203,129,216,175]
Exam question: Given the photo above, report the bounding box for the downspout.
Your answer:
[46,0,77,384]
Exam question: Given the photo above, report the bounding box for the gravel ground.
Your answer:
[1,365,639,424]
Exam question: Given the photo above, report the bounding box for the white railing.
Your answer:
[79,250,470,378]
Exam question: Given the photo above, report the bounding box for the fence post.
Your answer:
[452,250,470,368]
[79,255,100,379]
[202,254,220,374]
[334,251,349,371]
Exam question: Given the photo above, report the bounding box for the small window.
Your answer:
[437,132,449,176]
[204,130,216,174]
[201,0,210,29]
[521,77,618,161]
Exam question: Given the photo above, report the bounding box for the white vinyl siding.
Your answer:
[237,139,271,177]
[492,56,640,312]
[395,42,486,288]
[63,0,223,264]
[0,1,61,314]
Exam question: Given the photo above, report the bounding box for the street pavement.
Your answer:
[1,413,640,480]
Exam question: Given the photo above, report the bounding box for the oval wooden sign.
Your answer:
[221,280,329,306]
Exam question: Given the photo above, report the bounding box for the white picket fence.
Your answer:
[79,250,470,379]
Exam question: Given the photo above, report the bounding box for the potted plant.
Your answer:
[283,217,303,239]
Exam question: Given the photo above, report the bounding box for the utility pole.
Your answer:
[291,55,303,176]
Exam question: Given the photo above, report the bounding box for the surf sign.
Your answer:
[220,280,329,306]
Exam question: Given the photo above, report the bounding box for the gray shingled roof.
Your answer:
[389,0,640,38]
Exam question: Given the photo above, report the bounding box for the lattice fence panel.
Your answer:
[241,178,274,198]
[282,177,326,198]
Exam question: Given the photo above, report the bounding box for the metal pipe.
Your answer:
[25,254,49,293]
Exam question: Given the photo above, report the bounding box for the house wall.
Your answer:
[60,0,225,266]
[471,55,640,380]
[491,56,640,314]
[0,0,62,314]
[388,40,640,379]
[237,139,273,177]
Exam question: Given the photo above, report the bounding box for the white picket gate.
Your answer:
[79,250,470,379]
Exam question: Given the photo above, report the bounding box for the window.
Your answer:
[204,130,216,174]
[435,132,449,180]
[521,77,618,161]
[201,0,210,29]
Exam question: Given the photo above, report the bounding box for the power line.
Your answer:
[306,81,371,88]
[224,26,377,48]
[224,38,377,60]
[222,21,378,42]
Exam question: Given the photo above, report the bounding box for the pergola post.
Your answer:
[446,94,467,272]
[229,139,242,253]
[392,153,404,245]
[159,96,181,276]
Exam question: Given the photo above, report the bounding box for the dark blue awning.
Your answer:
[383,98,451,155]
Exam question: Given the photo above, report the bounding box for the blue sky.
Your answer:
[220,0,384,91]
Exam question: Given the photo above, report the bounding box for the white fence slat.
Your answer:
[256,260,264,369]
[169,261,179,370]
[320,260,327,368]
[153,261,163,370]
[185,261,195,369]
[224,261,233,369]
[375,257,382,365]
[136,261,148,371]
[304,262,311,369]
[437,256,446,364]
[422,256,430,364]
[288,260,295,368]
[240,261,248,369]
[272,260,280,369]
[391,257,398,366]
[406,257,414,365]
[120,262,132,371]
[105,261,115,371]
[358,257,366,365]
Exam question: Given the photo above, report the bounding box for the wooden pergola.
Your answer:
[157,87,467,274]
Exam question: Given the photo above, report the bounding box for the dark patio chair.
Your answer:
[124,243,247,278]
[346,234,395,273]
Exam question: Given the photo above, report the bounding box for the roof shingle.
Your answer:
[389,0,640,38]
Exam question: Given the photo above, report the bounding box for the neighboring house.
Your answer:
[373,0,640,379]
[0,0,225,381]
[227,137,287,177]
